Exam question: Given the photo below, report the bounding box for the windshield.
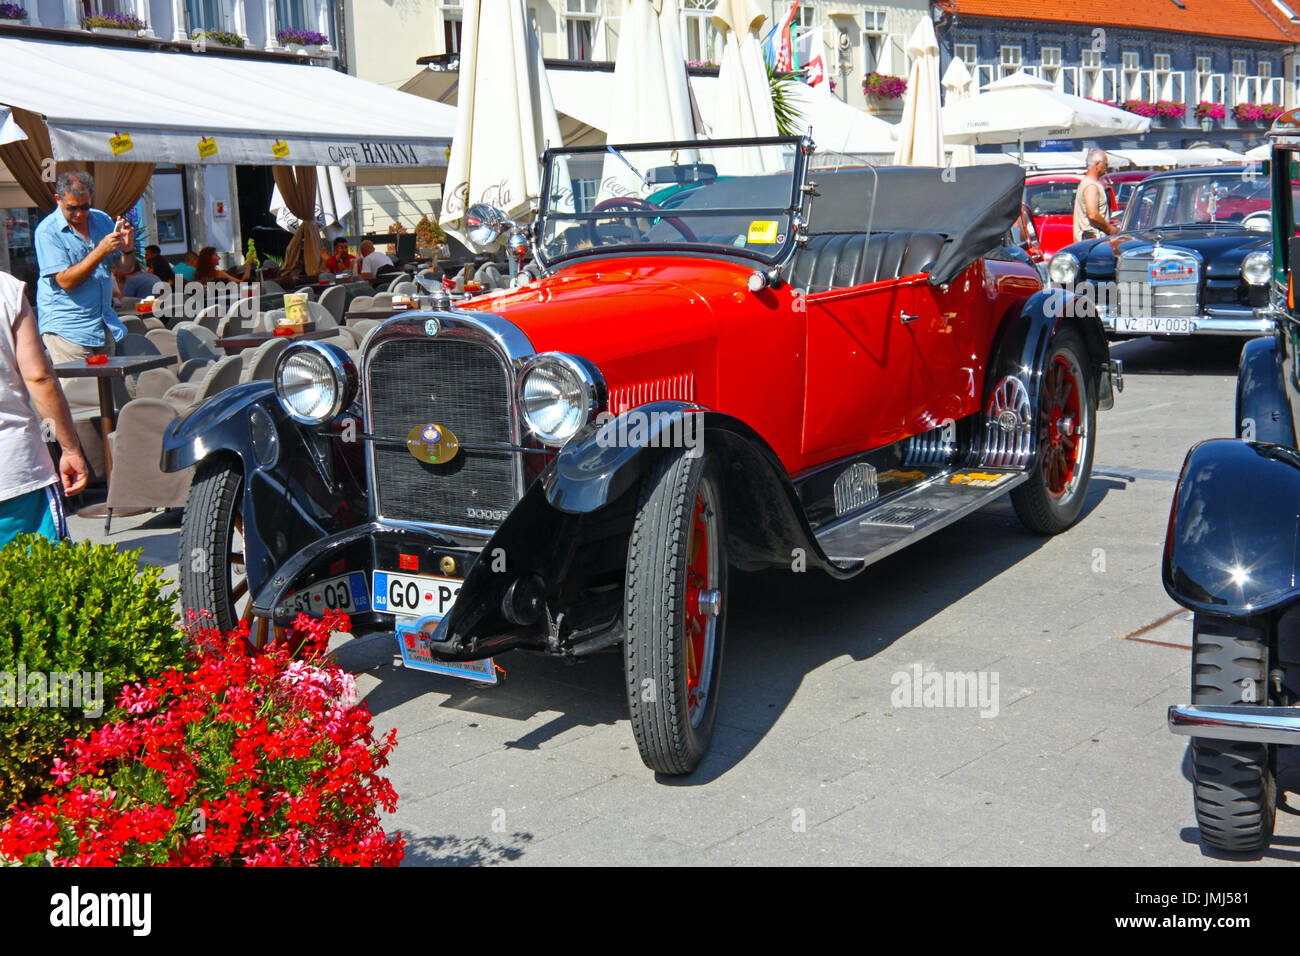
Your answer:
[1024,182,1078,217]
[537,138,807,267]
[1123,172,1268,230]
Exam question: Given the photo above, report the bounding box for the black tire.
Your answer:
[1189,615,1276,853]
[178,456,247,633]
[624,447,728,775]
[1011,325,1096,534]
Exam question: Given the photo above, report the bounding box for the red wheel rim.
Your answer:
[683,488,719,726]
[1041,354,1084,498]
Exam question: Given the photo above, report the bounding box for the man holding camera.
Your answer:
[33,171,131,364]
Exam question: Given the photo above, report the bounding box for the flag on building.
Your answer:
[796,22,826,88]
[762,1,800,72]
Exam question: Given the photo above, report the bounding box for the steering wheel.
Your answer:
[586,197,698,245]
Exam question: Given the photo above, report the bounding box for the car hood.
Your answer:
[456,257,739,363]
[1068,226,1269,278]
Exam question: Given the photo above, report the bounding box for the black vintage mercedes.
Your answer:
[1164,112,1300,853]
[1048,165,1275,338]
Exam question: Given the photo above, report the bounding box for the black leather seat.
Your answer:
[789,231,945,294]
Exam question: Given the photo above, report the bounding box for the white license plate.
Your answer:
[278,572,370,618]
[1115,315,1193,335]
[372,570,463,618]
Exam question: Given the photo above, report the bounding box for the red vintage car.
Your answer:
[1024,172,1120,259]
[164,137,1121,775]
[1105,169,1155,220]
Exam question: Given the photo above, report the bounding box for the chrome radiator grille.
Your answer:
[367,338,518,533]
[1115,253,1199,318]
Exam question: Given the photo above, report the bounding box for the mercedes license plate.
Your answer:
[1115,316,1193,335]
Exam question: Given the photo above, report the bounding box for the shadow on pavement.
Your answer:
[399,831,535,867]
[1110,335,1246,376]
[342,475,1121,785]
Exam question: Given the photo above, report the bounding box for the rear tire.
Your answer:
[1189,615,1276,853]
[1011,326,1096,534]
[624,447,727,775]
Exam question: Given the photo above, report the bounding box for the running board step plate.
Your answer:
[815,468,1028,569]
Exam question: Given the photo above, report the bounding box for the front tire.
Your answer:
[1189,615,1276,853]
[624,447,728,775]
[1011,326,1096,534]
[178,456,249,634]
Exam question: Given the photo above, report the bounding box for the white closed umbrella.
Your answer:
[1245,143,1271,161]
[270,165,352,240]
[710,0,779,174]
[944,70,1151,161]
[941,57,976,167]
[439,0,562,249]
[601,0,697,197]
[891,18,944,167]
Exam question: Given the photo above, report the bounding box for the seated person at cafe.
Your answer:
[325,238,356,274]
[172,250,198,282]
[194,246,251,284]
[119,256,163,299]
[357,240,393,280]
[144,244,175,285]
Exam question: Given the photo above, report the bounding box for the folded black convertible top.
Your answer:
[810,165,1026,285]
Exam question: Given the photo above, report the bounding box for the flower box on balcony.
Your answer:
[86,13,147,36]
[0,3,28,24]
[278,28,328,54]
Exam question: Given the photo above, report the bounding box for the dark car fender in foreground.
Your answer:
[1163,438,1300,616]
[161,379,368,608]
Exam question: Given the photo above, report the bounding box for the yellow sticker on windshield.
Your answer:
[747,220,779,244]
[108,132,133,156]
[197,136,218,160]
[272,139,290,160]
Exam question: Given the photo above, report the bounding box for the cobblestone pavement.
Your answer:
[72,335,1300,865]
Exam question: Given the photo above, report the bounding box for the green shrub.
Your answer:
[0,536,184,812]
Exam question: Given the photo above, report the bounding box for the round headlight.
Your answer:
[1048,252,1080,287]
[1242,251,1273,287]
[274,342,356,424]
[518,353,605,446]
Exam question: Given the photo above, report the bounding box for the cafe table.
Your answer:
[215,326,334,352]
[53,354,177,520]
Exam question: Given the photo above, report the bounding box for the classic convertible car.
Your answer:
[1165,113,1300,852]
[163,136,1120,775]
[1048,165,1275,338]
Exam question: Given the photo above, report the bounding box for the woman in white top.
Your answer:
[0,270,87,549]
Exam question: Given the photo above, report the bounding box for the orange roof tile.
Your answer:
[954,0,1300,44]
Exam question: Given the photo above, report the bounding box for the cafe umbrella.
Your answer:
[942,70,1150,162]
[709,0,779,174]
[438,0,562,251]
[599,0,698,198]
[891,16,944,167]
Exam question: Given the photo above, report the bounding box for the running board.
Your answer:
[814,468,1028,570]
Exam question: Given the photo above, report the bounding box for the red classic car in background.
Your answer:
[165,137,1121,776]
[1024,172,1120,259]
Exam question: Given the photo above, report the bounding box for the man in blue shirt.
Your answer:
[33,171,132,365]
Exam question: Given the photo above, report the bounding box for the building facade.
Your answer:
[0,0,344,278]
[951,0,1300,153]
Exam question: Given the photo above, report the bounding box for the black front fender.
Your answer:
[163,381,369,601]
[1164,438,1300,617]
[1237,333,1296,446]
